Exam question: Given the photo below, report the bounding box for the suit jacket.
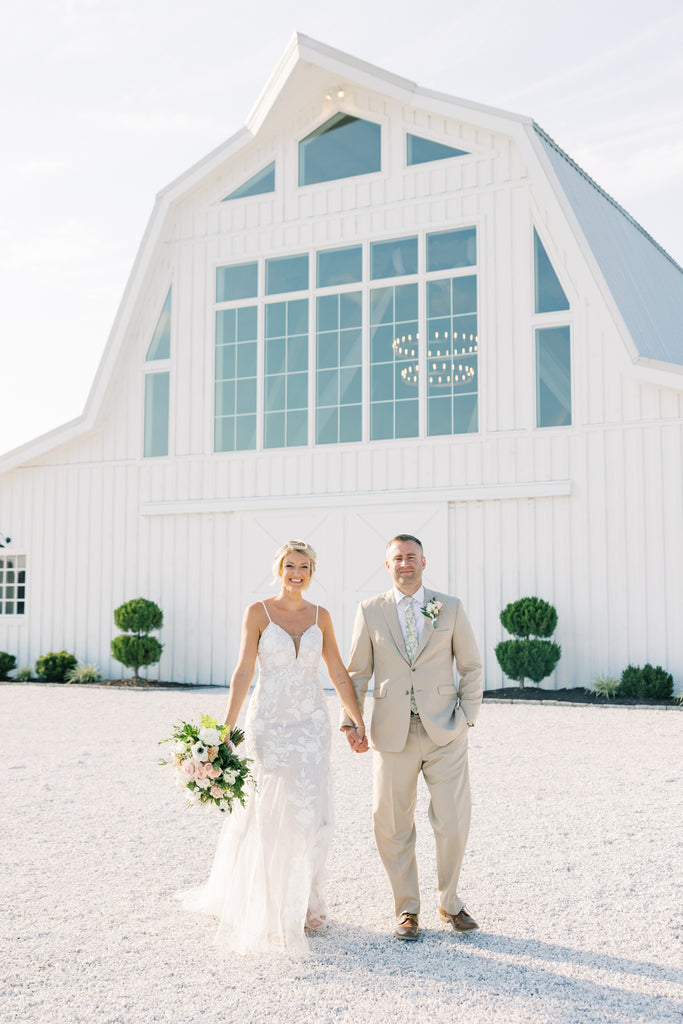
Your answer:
[342,588,483,752]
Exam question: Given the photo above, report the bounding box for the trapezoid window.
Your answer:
[146,287,171,361]
[299,114,381,187]
[406,133,469,166]
[222,162,275,202]
[534,229,569,313]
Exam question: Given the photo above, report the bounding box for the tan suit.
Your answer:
[342,588,483,917]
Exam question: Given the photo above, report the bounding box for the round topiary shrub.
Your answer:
[110,634,163,678]
[499,596,558,638]
[35,650,78,683]
[0,651,17,679]
[111,598,164,682]
[113,597,163,635]
[495,596,562,689]
[618,664,673,701]
[495,638,562,686]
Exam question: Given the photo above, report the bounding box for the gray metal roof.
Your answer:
[533,124,683,368]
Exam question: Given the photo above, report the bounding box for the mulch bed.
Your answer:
[483,686,680,707]
[3,679,678,706]
[1,678,209,690]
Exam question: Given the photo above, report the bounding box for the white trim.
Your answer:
[140,479,571,516]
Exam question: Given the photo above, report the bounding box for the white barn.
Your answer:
[1,34,682,690]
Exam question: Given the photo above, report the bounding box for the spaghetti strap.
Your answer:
[261,601,272,622]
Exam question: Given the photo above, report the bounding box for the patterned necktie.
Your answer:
[403,596,420,716]
[403,596,418,662]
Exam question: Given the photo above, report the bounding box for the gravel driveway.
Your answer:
[2,684,681,1024]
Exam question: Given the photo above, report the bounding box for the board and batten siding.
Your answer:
[1,406,681,688]
[1,87,681,691]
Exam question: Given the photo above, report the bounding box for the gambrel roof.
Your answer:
[534,124,683,370]
[2,32,682,473]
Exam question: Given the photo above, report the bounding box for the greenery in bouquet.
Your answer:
[160,714,253,812]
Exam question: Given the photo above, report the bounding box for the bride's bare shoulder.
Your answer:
[244,601,270,626]
[315,605,334,627]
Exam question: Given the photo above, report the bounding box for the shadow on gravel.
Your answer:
[304,923,682,1022]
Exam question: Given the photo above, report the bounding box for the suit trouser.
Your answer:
[372,715,471,918]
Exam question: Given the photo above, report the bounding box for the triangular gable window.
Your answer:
[223,161,275,202]
[146,287,171,361]
[534,230,569,313]
[406,133,469,166]
[299,113,381,186]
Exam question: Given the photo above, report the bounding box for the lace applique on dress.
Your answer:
[178,605,332,953]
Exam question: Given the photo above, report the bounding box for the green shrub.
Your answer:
[65,663,102,684]
[495,638,562,687]
[590,674,621,699]
[499,596,558,638]
[111,635,163,677]
[114,598,163,634]
[15,666,33,681]
[495,596,562,689]
[618,664,673,701]
[0,651,17,679]
[111,598,164,682]
[35,650,78,682]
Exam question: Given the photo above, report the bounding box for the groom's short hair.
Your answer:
[386,534,423,554]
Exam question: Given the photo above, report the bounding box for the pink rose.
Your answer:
[207,766,222,779]
[180,760,196,778]
[210,785,223,799]
[195,762,210,780]
[207,747,219,761]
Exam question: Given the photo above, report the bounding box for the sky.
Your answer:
[1,0,681,456]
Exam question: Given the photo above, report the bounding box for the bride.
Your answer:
[178,540,367,952]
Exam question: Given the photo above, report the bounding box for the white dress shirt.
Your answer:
[393,585,426,646]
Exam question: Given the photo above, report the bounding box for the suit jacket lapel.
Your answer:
[380,590,410,662]
[415,588,437,660]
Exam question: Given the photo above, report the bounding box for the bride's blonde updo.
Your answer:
[272,540,317,582]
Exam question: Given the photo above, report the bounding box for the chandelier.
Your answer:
[393,330,478,386]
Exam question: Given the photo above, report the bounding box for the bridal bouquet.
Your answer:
[159,714,252,812]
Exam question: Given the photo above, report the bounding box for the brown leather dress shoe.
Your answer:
[439,906,479,931]
[395,912,419,941]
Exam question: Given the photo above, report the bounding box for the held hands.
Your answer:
[344,726,369,754]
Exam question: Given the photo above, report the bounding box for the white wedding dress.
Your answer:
[178,603,333,953]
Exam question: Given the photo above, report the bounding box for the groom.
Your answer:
[341,534,483,941]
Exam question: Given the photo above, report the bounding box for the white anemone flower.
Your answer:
[190,741,208,762]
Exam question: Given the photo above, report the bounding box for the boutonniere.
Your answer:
[421,597,443,627]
